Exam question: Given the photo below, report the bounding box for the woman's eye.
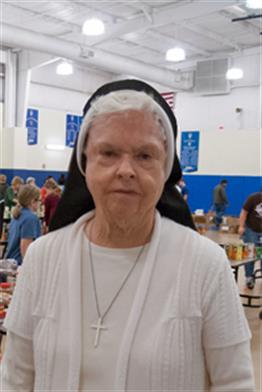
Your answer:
[102,150,116,157]
[138,153,152,160]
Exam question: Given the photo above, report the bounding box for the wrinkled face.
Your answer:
[85,109,167,224]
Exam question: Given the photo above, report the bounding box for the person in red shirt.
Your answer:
[43,179,61,232]
[40,176,55,204]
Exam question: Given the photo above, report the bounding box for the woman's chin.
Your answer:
[108,203,140,222]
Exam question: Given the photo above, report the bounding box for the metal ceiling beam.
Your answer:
[85,0,238,46]
[181,21,241,51]
[3,1,240,58]
[128,1,153,22]
[232,14,262,22]
[144,30,211,56]
[3,3,80,33]
[2,23,193,90]
[219,9,261,36]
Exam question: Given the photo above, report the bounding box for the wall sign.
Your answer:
[26,108,39,145]
[180,131,200,172]
[66,114,83,147]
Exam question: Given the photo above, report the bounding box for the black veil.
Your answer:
[49,79,195,231]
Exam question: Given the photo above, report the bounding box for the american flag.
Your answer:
[161,92,175,109]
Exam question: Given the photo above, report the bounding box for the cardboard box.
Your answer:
[220,216,239,234]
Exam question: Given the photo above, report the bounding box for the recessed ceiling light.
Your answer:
[165,47,186,62]
[226,68,244,80]
[82,18,105,36]
[56,61,73,76]
[246,0,262,9]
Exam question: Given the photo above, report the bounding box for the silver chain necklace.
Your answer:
[88,222,145,348]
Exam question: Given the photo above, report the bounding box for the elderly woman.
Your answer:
[1,80,255,391]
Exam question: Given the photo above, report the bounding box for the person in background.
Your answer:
[43,178,61,232]
[238,190,262,289]
[5,185,41,265]
[26,176,37,187]
[57,173,66,191]
[1,80,255,391]
[175,178,189,201]
[5,176,24,211]
[40,176,54,203]
[213,179,228,229]
[0,174,8,238]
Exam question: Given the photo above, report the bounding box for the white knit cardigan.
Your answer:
[3,211,252,391]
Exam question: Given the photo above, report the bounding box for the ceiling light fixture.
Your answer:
[246,0,262,9]
[226,68,244,80]
[45,144,65,151]
[82,18,105,36]
[165,47,186,62]
[56,61,73,76]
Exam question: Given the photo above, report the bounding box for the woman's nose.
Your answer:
[116,156,136,178]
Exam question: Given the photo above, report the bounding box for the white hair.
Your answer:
[76,90,174,179]
[26,176,35,184]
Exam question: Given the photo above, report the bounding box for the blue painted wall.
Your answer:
[184,174,262,216]
[0,169,68,188]
[0,169,261,216]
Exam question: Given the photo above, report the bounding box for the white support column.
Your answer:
[15,50,58,128]
[4,50,17,128]
[16,50,32,128]
[0,49,7,63]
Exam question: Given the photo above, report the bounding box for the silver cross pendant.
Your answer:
[91,317,108,348]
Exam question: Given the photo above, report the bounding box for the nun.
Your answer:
[1,80,255,391]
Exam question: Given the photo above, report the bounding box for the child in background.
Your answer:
[5,185,41,265]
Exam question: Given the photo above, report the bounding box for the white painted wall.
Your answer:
[29,83,88,113]
[0,108,74,171]
[1,85,260,176]
[0,127,27,169]
[25,107,72,171]
[175,86,260,132]
[28,65,170,112]
[31,62,114,93]
[1,108,260,178]
[1,49,260,178]
[29,62,114,111]
[176,129,260,176]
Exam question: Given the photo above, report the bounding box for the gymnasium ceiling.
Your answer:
[1,0,261,84]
